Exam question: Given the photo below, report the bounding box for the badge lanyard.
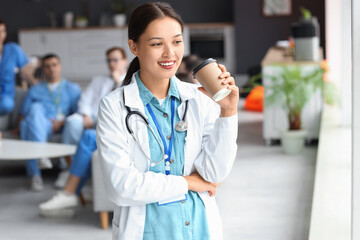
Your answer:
[146,96,175,175]
[47,80,63,120]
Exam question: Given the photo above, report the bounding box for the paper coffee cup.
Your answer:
[192,58,232,102]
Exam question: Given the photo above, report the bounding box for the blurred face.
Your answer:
[106,50,127,74]
[42,57,62,82]
[129,16,184,82]
[0,24,7,45]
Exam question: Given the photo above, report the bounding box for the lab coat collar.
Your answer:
[135,71,180,106]
[123,73,196,111]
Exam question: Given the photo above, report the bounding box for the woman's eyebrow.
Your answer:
[147,34,182,41]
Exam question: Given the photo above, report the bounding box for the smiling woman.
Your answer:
[127,16,184,99]
[96,2,239,240]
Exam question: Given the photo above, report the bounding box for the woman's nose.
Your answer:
[162,44,175,57]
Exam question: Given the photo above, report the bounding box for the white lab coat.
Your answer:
[78,74,125,121]
[96,74,238,240]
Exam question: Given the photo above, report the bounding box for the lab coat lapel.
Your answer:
[175,78,198,175]
[123,75,151,170]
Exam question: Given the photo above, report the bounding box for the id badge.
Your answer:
[157,194,187,206]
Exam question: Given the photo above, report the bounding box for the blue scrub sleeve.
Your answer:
[15,44,29,69]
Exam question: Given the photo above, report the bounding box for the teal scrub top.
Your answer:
[135,72,210,240]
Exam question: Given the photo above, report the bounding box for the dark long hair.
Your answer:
[122,2,184,86]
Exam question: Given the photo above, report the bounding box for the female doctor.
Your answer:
[96,2,239,240]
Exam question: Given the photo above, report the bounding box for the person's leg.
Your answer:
[67,129,97,195]
[20,103,52,190]
[62,113,84,145]
[0,94,15,115]
[39,129,98,217]
[55,113,84,181]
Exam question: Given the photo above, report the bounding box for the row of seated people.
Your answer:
[1,15,204,218]
[8,47,127,217]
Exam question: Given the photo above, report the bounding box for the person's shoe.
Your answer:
[39,191,78,218]
[31,176,44,192]
[54,170,70,189]
[38,158,53,169]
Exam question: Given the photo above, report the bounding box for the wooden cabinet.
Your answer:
[19,27,192,84]
[19,27,134,83]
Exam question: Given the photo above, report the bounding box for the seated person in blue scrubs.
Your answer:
[0,18,37,115]
[39,47,128,217]
[19,54,81,191]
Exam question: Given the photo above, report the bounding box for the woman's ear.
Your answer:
[128,39,137,56]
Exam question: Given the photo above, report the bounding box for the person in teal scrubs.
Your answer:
[0,18,36,115]
[20,54,81,191]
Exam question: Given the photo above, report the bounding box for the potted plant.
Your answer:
[249,62,337,154]
[75,15,88,28]
[111,0,131,26]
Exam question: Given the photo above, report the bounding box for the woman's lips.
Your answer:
[158,61,175,69]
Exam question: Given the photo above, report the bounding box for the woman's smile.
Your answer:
[158,60,176,69]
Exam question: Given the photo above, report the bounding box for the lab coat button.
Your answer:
[185,221,190,226]
[163,113,168,118]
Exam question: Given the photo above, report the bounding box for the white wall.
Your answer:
[325,0,352,126]
[352,0,360,238]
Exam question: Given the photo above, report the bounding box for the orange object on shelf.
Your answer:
[244,86,264,112]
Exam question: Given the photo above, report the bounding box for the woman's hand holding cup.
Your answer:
[196,61,239,117]
[216,64,239,117]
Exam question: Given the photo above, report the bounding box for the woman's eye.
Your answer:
[151,43,162,46]
[174,40,182,44]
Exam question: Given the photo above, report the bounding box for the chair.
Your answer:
[91,150,116,229]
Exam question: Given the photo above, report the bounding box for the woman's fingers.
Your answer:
[218,64,227,73]
[208,184,217,197]
[219,71,231,79]
[221,76,235,85]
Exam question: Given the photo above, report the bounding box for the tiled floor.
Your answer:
[0,105,316,240]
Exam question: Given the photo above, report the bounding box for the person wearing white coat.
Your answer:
[96,2,239,240]
[62,47,128,146]
[39,47,128,216]
[51,47,127,189]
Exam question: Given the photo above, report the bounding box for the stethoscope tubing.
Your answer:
[123,91,188,166]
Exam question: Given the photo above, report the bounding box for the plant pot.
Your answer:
[113,14,126,26]
[75,19,88,28]
[280,129,306,154]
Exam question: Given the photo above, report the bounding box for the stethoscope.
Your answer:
[123,91,188,168]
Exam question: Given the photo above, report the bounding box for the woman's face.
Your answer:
[106,50,127,74]
[0,24,7,45]
[129,16,184,82]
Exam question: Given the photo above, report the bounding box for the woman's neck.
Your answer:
[139,71,170,99]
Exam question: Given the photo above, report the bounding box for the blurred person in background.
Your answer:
[176,54,202,85]
[19,54,81,191]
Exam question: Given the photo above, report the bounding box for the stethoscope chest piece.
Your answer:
[175,120,188,132]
